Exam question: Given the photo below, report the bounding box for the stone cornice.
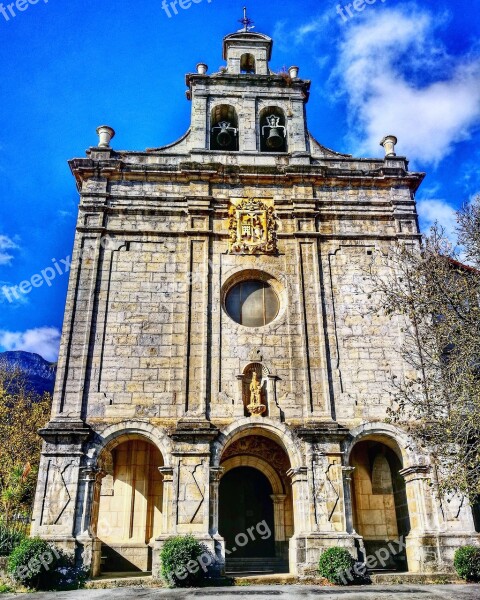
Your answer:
[69,157,425,193]
[293,421,350,442]
[39,419,92,445]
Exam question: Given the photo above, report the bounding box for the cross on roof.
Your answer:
[238,6,255,32]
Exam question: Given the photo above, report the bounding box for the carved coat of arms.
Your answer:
[227,199,277,255]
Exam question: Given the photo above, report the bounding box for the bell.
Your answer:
[216,124,233,148]
[266,128,284,149]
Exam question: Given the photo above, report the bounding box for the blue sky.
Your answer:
[0,0,479,361]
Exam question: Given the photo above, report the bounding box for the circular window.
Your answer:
[225,280,279,327]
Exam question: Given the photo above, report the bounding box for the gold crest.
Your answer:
[227,199,277,255]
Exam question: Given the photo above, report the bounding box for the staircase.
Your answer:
[225,557,289,576]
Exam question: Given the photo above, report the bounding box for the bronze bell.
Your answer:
[217,123,233,148]
[266,127,284,149]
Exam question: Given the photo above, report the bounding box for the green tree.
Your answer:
[368,196,480,502]
[0,362,51,527]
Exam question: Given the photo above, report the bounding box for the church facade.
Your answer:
[32,25,479,578]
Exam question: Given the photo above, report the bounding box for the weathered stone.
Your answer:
[32,24,479,580]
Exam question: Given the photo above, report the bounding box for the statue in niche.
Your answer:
[247,371,266,416]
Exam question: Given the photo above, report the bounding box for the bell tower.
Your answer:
[186,11,310,155]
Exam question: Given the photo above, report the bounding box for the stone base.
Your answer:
[288,533,357,576]
[407,532,480,573]
[100,542,152,573]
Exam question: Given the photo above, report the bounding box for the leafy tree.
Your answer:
[0,361,51,527]
[368,196,480,503]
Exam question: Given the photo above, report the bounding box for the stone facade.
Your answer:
[32,27,479,578]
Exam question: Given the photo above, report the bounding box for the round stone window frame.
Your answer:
[221,269,286,329]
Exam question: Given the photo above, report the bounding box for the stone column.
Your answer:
[400,465,437,573]
[341,466,356,534]
[76,464,105,538]
[287,467,309,533]
[159,467,175,535]
[287,467,309,575]
[209,467,225,569]
[271,493,287,560]
[151,466,175,580]
[75,464,105,576]
[270,494,287,541]
[209,467,224,537]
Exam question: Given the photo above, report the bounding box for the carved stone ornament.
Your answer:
[228,199,277,255]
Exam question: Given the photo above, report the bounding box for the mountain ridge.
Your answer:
[0,350,56,396]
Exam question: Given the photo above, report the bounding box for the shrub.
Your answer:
[7,537,88,591]
[454,546,480,582]
[318,546,369,585]
[160,535,209,587]
[0,522,25,557]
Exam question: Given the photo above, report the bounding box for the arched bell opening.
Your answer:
[218,431,293,574]
[210,104,239,151]
[240,53,256,74]
[259,106,287,153]
[350,440,410,572]
[93,436,164,574]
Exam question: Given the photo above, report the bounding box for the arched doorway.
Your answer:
[94,437,164,573]
[350,440,410,571]
[218,432,293,574]
[219,467,275,557]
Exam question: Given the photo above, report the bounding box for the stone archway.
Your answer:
[350,439,410,571]
[218,432,293,574]
[93,435,165,574]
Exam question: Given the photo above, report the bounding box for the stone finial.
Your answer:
[289,66,299,79]
[96,125,115,148]
[196,63,208,75]
[380,135,398,157]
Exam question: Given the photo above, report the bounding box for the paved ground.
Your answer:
[3,585,480,599]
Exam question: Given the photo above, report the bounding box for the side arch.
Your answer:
[344,422,424,469]
[86,420,173,467]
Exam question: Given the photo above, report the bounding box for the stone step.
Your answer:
[370,572,462,585]
[226,557,289,574]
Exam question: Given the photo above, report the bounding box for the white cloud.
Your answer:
[0,327,61,362]
[417,198,458,241]
[273,14,331,50]
[331,7,480,165]
[0,234,18,266]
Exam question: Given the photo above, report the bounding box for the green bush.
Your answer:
[0,522,26,557]
[160,535,210,587]
[318,546,369,585]
[7,537,88,591]
[454,546,480,582]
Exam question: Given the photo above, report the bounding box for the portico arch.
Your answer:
[346,425,413,572]
[89,428,168,575]
[215,422,298,573]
